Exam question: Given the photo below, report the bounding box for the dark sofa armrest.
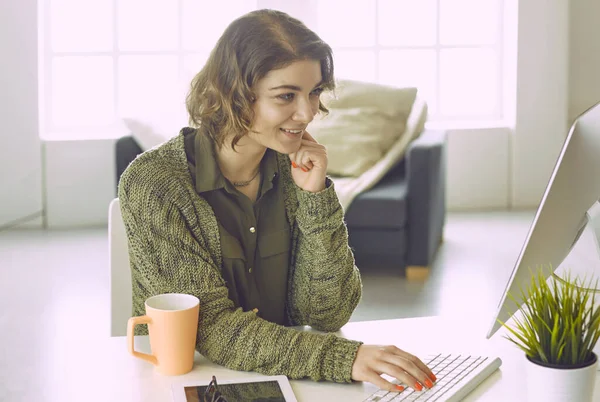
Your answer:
[405,129,447,267]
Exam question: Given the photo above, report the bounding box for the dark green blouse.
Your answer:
[183,128,290,325]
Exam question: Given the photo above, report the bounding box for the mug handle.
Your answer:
[127,316,158,365]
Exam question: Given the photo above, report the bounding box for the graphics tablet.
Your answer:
[171,375,297,402]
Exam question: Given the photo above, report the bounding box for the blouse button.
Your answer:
[248,267,253,273]
[249,227,256,233]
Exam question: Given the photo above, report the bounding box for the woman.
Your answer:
[118,9,435,393]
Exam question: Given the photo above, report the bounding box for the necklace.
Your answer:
[231,169,260,187]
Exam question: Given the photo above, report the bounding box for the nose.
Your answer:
[292,96,316,124]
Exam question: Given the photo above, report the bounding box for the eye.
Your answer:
[277,93,295,101]
[310,87,324,96]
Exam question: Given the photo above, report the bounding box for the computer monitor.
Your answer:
[487,101,600,339]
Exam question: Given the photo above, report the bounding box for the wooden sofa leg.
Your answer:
[405,265,431,281]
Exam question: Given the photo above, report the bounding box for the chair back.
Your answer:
[108,198,132,336]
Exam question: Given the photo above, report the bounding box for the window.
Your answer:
[40,0,505,138]
[311,0,504,122]
[40,0,258,137]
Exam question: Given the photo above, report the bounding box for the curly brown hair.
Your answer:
[185,9,335,150]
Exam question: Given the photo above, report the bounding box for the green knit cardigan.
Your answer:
[118,132,363,383]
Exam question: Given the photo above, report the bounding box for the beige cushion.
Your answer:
[325,79,418,116]
[332,98,428,210]
[310,80,418,177]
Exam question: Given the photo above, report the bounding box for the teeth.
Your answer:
[282,128,303,134]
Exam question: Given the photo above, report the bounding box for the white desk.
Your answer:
[28,316,600,401]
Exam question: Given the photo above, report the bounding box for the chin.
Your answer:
[271,132,303,154]
[271,141,301,155]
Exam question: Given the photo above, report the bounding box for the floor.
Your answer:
[350,211,539,322]
[3,210,600,401]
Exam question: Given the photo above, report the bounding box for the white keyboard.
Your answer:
[364,353,502,402]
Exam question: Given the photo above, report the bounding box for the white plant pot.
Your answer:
[594,341,600,371]
[525,353,598,402]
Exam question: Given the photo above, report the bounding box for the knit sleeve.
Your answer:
[287,178,363,332]
[118,162,362,383]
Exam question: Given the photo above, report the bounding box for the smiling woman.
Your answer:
[185,11,334,151]
[118,9,435,394]
[252,60,324,146]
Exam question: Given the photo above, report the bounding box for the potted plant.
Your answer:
[499,266,600,402]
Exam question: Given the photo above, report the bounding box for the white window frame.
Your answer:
[39,0,507,139]
[39,0,226,138]
[306,0,506,124]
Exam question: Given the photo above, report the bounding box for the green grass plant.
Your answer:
[499,266,600,366]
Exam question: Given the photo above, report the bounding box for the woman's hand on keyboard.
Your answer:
[351,345,437,392]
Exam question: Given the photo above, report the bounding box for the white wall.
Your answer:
[445,0,570,211]
[446,127,510,210]
[569,0,600,123]
[511,0,569,208]
[0,0,43,229]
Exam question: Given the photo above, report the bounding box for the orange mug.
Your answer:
[127,293,200,376]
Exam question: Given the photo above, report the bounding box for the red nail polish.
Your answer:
[424,379,433,388]
[414,382,423,391]
[396,385,404,391]
[430,373,437,382]
[291,161,298,168]
[301,167,308,172]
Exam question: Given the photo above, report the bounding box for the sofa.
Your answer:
[115,128,446,278]
[343,128,446,277]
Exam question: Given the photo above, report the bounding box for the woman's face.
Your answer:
[246,59,323,154]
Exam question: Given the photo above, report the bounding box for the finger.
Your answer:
[288,152,297,168]
[409,356,436,383]
[376,362,422,391]
[385,348,436,385]
[299,138,324,149]
[385,356,430,389]
[293,148,313,172]
[300,147,327,170]
[299,152,314,171]
[364,371,405,393]
[394,349,436,382]
[390,356,433,391]
[289,152,310,170]
[291,148,306,171]
[301,130,318,143]
[291,141,326,171]
[287,136,322,167]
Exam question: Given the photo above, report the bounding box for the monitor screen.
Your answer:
[487,101,600,339]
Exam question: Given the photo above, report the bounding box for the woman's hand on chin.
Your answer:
[288,131,328,193]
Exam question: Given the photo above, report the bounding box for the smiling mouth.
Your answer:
[280,128,304,134]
